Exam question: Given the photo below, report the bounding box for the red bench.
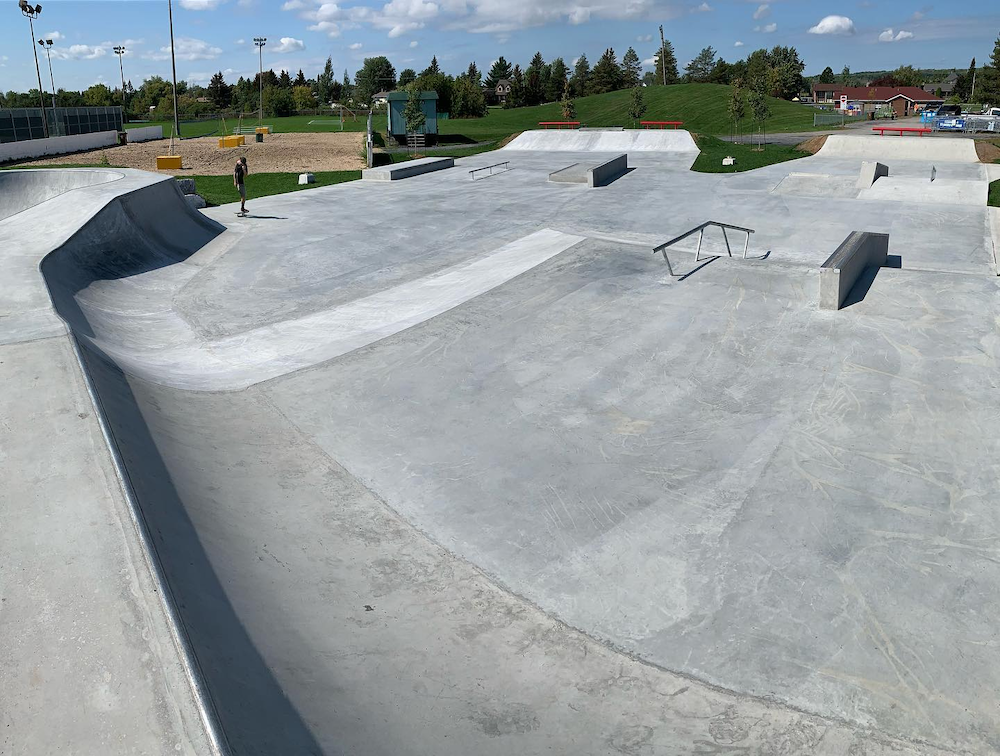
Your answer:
[871,126,932,136]
[538,121,580,129]
[641,121,684,129]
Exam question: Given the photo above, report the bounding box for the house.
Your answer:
[811,85,940,116]
[495,79,512,104]
[372,91,390,106]
[386,90,438,143]
[923,72,959,96]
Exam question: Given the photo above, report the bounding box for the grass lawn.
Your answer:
[438,83,821,142]
[990,179,1000,208]
[385,140,501,163]
[189,170,361,206]
[690,133,812,173]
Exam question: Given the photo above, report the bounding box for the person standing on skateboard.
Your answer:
[234,156,249,215]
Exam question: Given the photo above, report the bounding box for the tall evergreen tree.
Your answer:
[981,33,1000,104]
[484,57,513,88]
[317,57,335,104]
[685,46,717,83]
[621,47,642,88]
[278,69,293,89]
[570,54,591,96]
[421,56,441,76]
[466,61,481,86]
[207,71,230,108]
[294,69,307,87]
[653,40,679,84]
[589,48,623,94]
[547,57,569,101]
[505,64,526,108]
[525,52,546,105]
[818,66,835,84]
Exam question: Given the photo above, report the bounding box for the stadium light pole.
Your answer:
[254,37,266,126]
[114,45,127,119]
[38,38,56,110]
[18,0,49,138]
[659,25,667,86]
[167,0,181,137]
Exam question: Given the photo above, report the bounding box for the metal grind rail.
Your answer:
[653,221,755,276]
[469,161,511,181]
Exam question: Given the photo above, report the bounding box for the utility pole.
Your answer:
[114,45,128,120]
[18,0,48,137]
[167,0,181,137]
[971,67,977,104]
[38,38,56,110]
[659,24,667,86]
[254,37,266,125]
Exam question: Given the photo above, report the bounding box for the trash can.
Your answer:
[118,131,128,146]
[255,132,263,143]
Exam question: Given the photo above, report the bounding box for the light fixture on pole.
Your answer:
[167,0,181,137]
[113,45,128,119]
[18,0,49,138]
[254,37,266,126]
[37,38,56,110]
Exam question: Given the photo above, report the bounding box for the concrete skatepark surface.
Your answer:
[3,129,999,755]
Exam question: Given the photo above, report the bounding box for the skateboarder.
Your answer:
[234,156,249,216]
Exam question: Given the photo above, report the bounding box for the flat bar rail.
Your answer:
[469,161,510,180]
[652,220,755,276]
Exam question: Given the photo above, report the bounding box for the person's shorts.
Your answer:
[238,183,246,199]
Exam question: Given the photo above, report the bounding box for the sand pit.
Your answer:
[13,131,365,175]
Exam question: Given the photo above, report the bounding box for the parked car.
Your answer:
[935,104,962,118]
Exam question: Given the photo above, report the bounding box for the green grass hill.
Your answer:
[439,83,819,142]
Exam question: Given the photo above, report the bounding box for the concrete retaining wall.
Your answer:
[127,125,163,143]
[588,154,628,187]
[0,131,118,164]
[362,156,454,181]
[819,231,889,310]
[502,129,699,154]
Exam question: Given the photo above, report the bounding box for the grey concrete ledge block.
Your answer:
[362,157,454,181]
[819,231,889,310]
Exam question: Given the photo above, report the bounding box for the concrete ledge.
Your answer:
[0,130,118,163]
[857,160,888,189]
[362,157,454,181]
[819,231,889,310]
[548,163,587,184]
[127,125,163,143]
[588,153,628,187]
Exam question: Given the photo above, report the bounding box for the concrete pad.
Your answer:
[503,129,699,153]
[860,177,988,206]
[818,134,979,163]
[362,156,454,180]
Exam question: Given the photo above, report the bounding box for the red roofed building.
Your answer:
[811,84,940,116]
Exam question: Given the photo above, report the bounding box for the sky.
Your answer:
[1,0,998,93]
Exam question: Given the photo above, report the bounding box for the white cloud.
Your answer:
[281,0,306,8]
[52,44,108,60]
[272,36,306,52]
[752,3,769,20]
[734,40,744,47]
[637,34,653,42]
[808,15,856,35]
[349,42,363,49]
[45,31,65,42]
[308,21,341,37]
[691,2,711,12]
[409,40,419,47]
[179,0,225,9]
[148,37,222,61]
[642,57,655,66]
[879,28,914,42]
[235,38,245,45]
[754,22,777,33]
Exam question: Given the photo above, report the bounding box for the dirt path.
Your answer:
[15,132,365,175]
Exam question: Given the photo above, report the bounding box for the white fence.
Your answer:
[0,130,118,164]
[126,125,163,143]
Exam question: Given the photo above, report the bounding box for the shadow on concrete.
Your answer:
[841,255,901,308]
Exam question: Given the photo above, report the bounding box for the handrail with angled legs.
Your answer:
[652,221,755,276]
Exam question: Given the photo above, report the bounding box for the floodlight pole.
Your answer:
[167,0,181,137]
[38,39,56,110]
[659,25,667,86]
[114,45,128,119]
[254,37,266,126]
[19,0,49,137]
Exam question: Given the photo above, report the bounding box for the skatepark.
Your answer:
[3,128,1000,755]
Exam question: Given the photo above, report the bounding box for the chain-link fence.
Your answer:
[0,106,123,143]
[813,112,846,127]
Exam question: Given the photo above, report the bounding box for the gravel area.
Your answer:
[14,131,365,175]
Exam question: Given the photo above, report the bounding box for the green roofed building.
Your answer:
[386,90,438,144]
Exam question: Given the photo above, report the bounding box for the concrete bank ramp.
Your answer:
[0,168,123,222]
[503,129,699,153]
[817,134,979,163]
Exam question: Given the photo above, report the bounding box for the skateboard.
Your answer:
[236,211,249,217]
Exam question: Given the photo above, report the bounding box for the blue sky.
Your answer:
[1,0,998,93]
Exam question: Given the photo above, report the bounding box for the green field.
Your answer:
[438,83,820,142]
[188,170,361,206]
[690,134,812,173]
[990,179,1000,208]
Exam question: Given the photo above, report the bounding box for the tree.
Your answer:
[466,61,481,86]
[840,65,851,85]
[450,75,487,118]
[570,54,590,96]
[653,40,679,84]
[294,69,307,87]
[207,71,231,108]
[767,46,805,99]
[685,46,717,83]
[980,33,1000,105]
[891,65,922,88]
[547,58,569,102]
[560,80,575,119]
[504,64,525,109]
[747,76,771,150]
[728,77,747,143]
[525,51,546,105]
[590,48,623,94]
[342,69,352,101]
[354,56,396,104]
[621,47,642,88]
[263,85,295,116]
[421,55,441,77]
[415,71,454,115]
[83,83,114,106]
[398,68,417,87]
[278,70,293,89]
[403,84,426,135]
[627,86,647,126]
[819,66,835,84]
[484,56,513,89]
[709,59,733,85]
[293,85,316,110]
[317,57,335,105]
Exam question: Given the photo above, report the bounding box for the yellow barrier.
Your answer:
[218,135,246,148]
[255,127,269,134]
[156,155,183,170]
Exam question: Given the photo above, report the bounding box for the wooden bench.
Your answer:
[538,121,580,129]
[641,121,684,129]
[871,126,932,136]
